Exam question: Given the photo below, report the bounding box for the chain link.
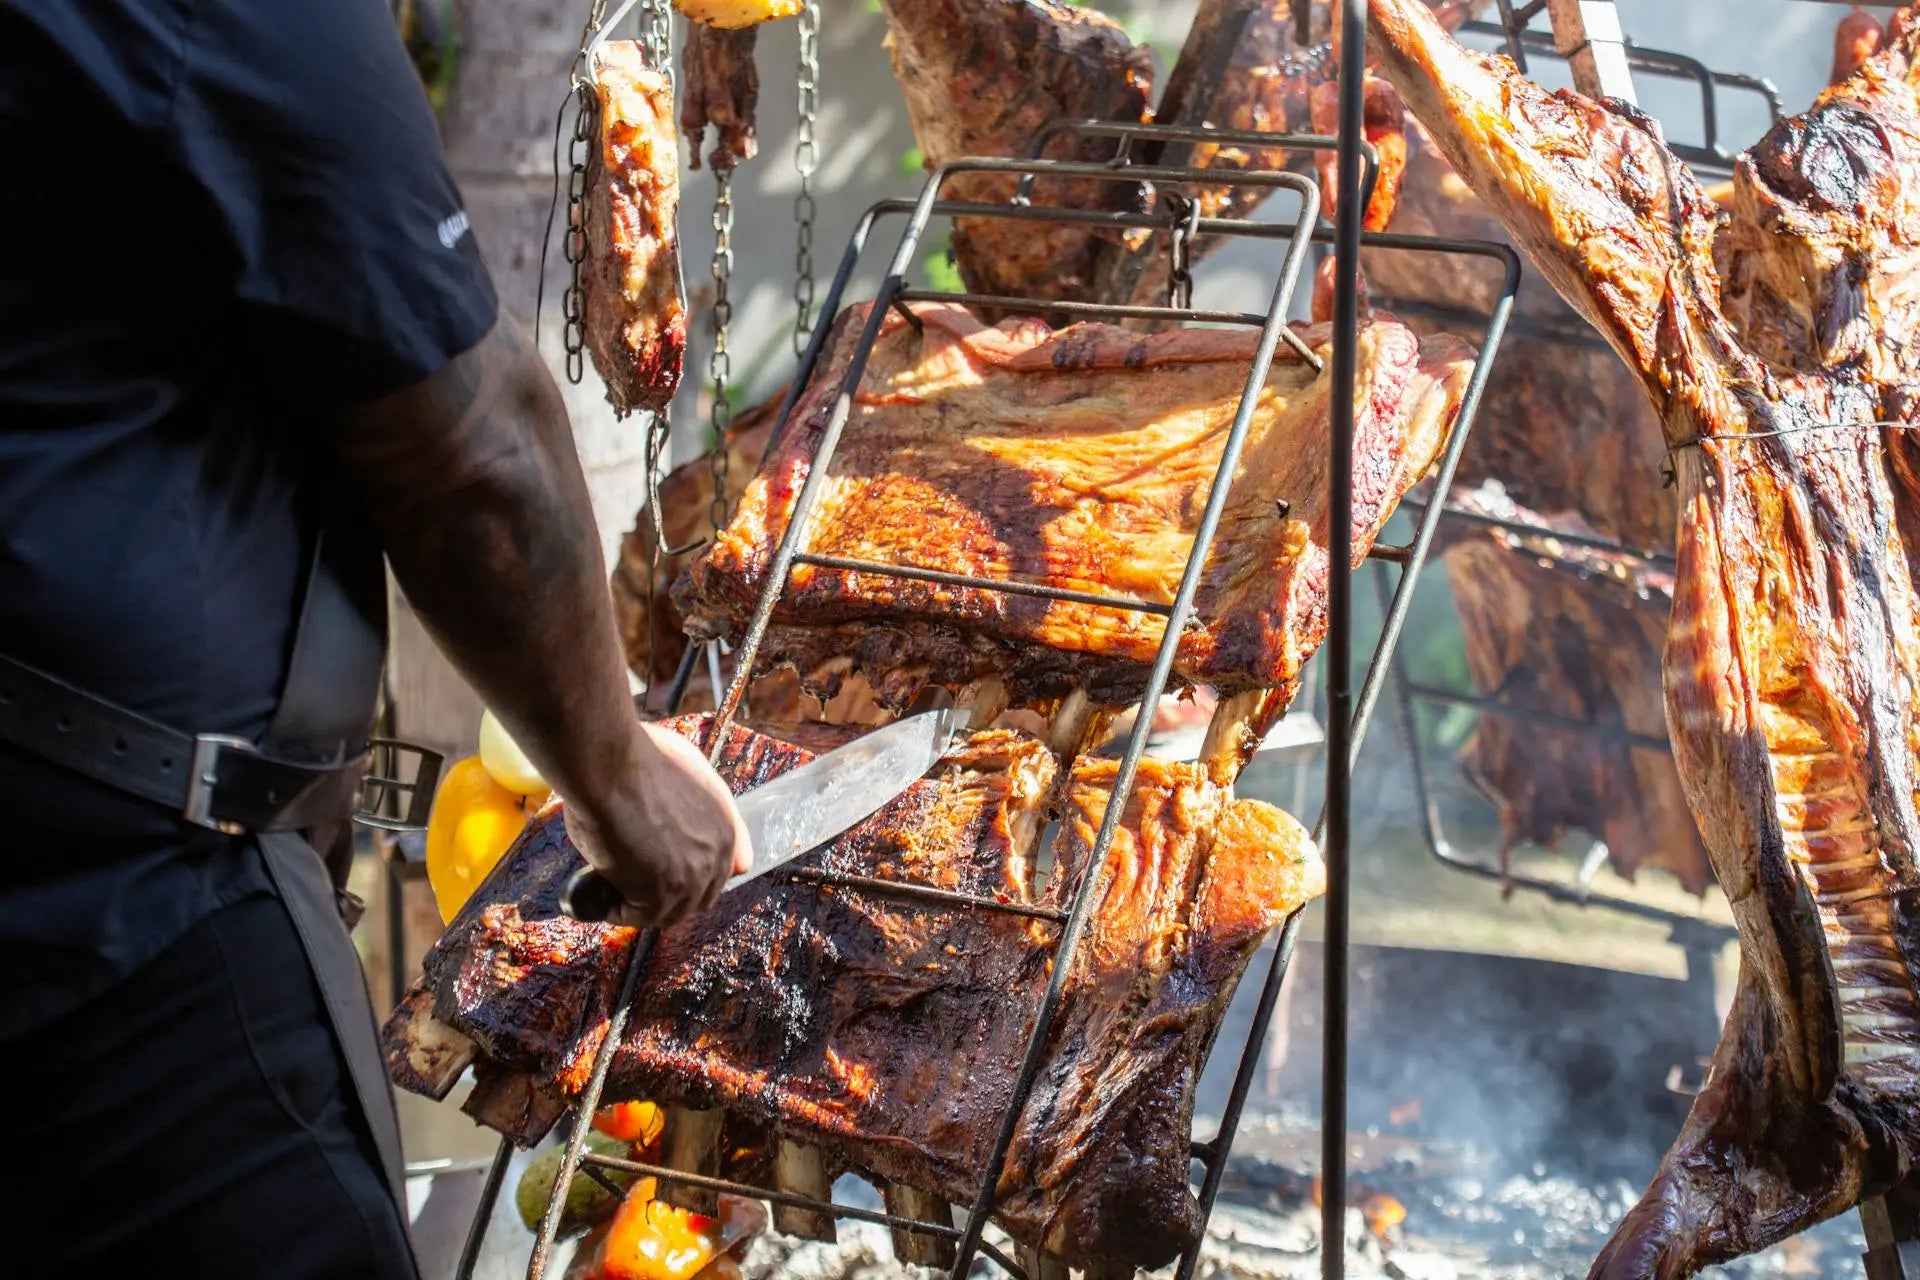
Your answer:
[791,0,821,356]
[643,0,674,85]
[1165,191,1199,311]
[707,166,737,535]
[561,81,595,386]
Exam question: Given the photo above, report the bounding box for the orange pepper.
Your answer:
[592,1191,765,1280]
[592,1100,665,1148]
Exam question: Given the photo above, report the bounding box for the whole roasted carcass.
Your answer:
[674,299,1475,772]
[385,714,1324,1271]
[1370,0,1920,1272]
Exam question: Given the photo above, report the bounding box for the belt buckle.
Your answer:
[355,738,444,832]
[184,733,255,835]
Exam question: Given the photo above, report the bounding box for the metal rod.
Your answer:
[782,866,1068,923]
[526,931,654,1280]
[1179,244,1518,1278]
[792,552,1177,616]
[661,638,702,716]
[947,168,1324,1280]
[1395,494,1677,570]
[763,202,888,455]
[452,1137,516,1280]
[1322,2,1367,1274]
[1175,909,1305,1280]
[1405,682,1671,750]
[893,288,1324,368]
[1343,250,1520,767]
[578,1152,1028,1277]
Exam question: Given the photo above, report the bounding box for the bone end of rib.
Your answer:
[1014,1243,1071,1280]
[660,1106,726,1214]
[880,1181,957,1268]
[771,1139,837,1241]
[386,985,477,1101]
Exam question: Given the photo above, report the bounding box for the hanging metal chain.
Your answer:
[791,0,822,356]
[708,166,737,536]
[554,0,613,387]
[560,85,596,386]
[1165,191,1200,310]
[642,0,674,82]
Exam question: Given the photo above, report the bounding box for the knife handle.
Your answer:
[559,866,625,923]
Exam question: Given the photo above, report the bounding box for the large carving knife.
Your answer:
[560,701,963,922]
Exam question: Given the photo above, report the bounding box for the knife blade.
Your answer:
[560,702,963,922]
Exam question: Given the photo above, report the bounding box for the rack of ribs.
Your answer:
[1370,0,1920,1273]
[381,714,1324,1272]
[674,299,1475,774]
[1437,483,1709,893]
[582,41,686,417]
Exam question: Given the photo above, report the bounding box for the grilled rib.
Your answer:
[1369,1,1920,1272]
[673,300,1473,769]
[382,714,1324,1271]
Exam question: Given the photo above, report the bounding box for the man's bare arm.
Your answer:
[322,317,749,922]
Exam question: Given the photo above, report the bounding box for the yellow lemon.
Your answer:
[425,757,533,923]
[671,0,801,28]
[479,708,549,795]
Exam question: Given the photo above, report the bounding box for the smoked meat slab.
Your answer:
[382,715,1323,1270]
[674,300,1473,729]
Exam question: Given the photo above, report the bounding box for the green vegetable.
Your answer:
[515,1132,639,1237]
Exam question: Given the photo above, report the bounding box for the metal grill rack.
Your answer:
[1468,12,1781,169]
[448,23,1518,1280]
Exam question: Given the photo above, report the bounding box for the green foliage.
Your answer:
[899,146,926,176]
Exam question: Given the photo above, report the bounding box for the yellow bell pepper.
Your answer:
[425,757,538,923]
[670,0,802,29]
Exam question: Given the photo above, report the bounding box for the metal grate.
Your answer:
[450,102,1518,1280]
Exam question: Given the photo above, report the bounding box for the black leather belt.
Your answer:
[0,651,370,835]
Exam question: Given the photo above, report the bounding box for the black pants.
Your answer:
[0,893,418,1277]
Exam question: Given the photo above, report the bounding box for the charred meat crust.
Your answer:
[383,715,1323,1270]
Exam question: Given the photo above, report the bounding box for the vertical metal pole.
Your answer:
[1322,2,1367,1276]
[453,1138,516,1280]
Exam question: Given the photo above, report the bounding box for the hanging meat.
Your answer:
[1440,483,1709,893]
[583,41,686,416]
[877,0,1155,304]
[1371,0,1920,1274]
[680,19,758,171]
[1086,1,1490,309]
[383,713,1325,1272]
[674,300,1475,773]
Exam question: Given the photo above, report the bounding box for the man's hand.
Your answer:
[563,723,754,926]
[323,317,748,923]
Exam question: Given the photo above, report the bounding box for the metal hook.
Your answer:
[585,0,647,74]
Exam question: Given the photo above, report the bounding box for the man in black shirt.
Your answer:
[0,1,749,1272]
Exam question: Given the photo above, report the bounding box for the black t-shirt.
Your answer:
[0,0,498,1035]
